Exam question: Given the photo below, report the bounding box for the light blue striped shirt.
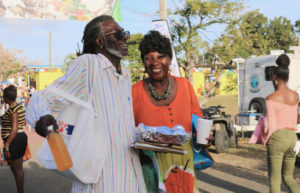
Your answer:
[26,54,146,193]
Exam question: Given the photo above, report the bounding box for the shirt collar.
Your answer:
[97,53,130,79]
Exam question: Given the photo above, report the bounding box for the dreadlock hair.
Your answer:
[139,30,173,61]
[275,54,290,82]
[3,85,17,101]
[81,15,114,54]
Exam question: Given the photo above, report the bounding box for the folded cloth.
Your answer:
[294,141,300,155]
[249,116,266,145]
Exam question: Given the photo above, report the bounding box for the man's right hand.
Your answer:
[35,115,58,138]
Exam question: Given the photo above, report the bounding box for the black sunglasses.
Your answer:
[103,30,130,40]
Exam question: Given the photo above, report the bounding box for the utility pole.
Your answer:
[49,30,52,67]
[159,0,167,20]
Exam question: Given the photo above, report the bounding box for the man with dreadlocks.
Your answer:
[25,15,146,193]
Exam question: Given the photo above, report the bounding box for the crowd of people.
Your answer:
[0,84,35,113]
[0,14,300,193]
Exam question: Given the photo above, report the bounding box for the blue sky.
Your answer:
[0,0,299,67]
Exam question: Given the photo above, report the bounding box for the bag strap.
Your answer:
[47,86,93,112]
[47,55,99,114]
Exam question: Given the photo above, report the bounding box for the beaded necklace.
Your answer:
[148,77,171,100]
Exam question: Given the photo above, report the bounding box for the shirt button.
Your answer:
[168,108,172,111]
[170,113,173,116]
[171,119,174,122]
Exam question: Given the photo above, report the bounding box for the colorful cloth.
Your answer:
[132,76,203,193]
[1,103,25,139]
[26,54,146,193]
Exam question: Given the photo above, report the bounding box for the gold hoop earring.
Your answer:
[143,70,148,79]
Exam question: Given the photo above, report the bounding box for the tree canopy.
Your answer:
[169,0,245,84]
[122,33,144,83]
[0,43,27,81]
[210,10,297,63]
[63,53,77,70]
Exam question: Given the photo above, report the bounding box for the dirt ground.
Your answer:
[198,95,239,116]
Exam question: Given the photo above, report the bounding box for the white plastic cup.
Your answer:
[196,118,213,144]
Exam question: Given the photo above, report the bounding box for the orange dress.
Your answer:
[132,76,202,193]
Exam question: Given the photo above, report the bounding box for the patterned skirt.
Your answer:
[141,140,198,193]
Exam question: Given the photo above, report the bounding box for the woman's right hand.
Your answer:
[4,148,10,159]
[200,136,215,149]
[0,154,3,165]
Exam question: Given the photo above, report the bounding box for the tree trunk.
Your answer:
[185,64,194,85]
[184,55,195,85]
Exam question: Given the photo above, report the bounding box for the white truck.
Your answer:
[235,46,300,131]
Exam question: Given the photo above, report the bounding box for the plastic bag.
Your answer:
[37,86,108,184]
[193,148,214,170]
[249,116,265,144]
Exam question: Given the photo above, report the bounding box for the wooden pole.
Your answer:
[49,30,52,67]
[159,0,167,20]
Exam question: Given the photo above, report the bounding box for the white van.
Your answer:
[235,47,300,131]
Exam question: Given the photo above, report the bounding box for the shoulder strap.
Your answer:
[47,86,93,112]
[47,55,99,113]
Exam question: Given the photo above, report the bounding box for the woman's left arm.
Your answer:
[4,112,18,158]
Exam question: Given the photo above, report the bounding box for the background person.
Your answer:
[132,30,209,193]
[25,15,146,193]
[0,145,3,166]
[1,85,27,193]
[264,54,300,193]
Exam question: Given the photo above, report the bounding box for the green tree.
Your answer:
[268,16,296,52]
[63,53,77,70]
[240,11,269,55]
[63,44,81,70]
[170,0,244,84]
[122,33,144,83]
[295,20,300,32]
[211,11,296,63]
[211,10,269,63]
[220,72,238,95]
[0,43,26,81]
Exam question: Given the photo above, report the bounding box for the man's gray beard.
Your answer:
[106,48,126,59]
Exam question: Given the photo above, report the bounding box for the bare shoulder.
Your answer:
[266,92,276,100]
[290,89,299,101]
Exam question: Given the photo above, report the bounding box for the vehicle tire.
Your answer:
[249,98,266,115]
[214,123,229,153]
[229,126,238,148]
